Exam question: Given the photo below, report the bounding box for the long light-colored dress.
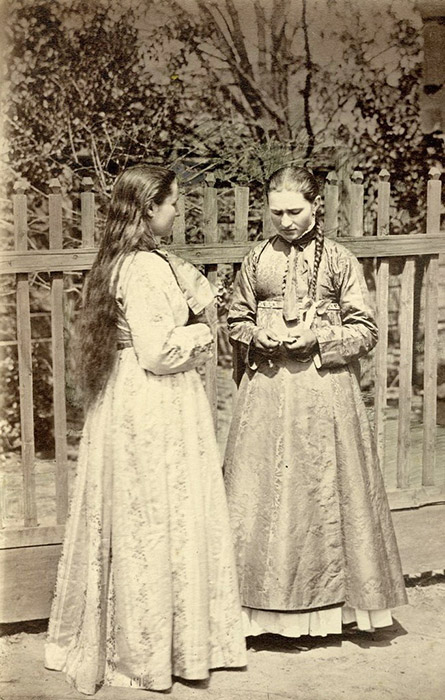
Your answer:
[224,234,408,638]
[45,251,246,694]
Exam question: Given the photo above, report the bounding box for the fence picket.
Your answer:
[13,180,37,527]
[397,257,415,488]
[202,177,218,424]
[81,178,95,247]
[375,169,390,468]
[232,186,250,397]
[234,186,249,243]
[49,179,69,523]
[422,167,441,486]
[2,168,445,546]
[324,171,339,238]
[262,194,272,238]
[350,170,364,237]
[172,195,185,243]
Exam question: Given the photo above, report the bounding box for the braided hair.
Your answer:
[266,166,324,300]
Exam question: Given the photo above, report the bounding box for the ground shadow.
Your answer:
[173,664,248,691]
[340,617,408,649]
[0,618,48,637]
[247,617,408,654]
[173,677,210,690]
[404,572,445,588]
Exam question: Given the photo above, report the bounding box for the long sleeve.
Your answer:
[120,253,214,375]
[314,249,378,368]
[227,250,259,347]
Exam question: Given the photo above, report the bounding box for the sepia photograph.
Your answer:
[0,1,444,698]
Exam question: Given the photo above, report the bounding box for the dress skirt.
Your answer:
[224,355,408,634]
[45,349,246,694]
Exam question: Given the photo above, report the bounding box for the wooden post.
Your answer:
[262,194,272,238]
[349,170,364,237]
[397,257,415,488]
[345,171,369,401]
[324,171,339,238]
[172,195,185,244]
[232,186,250,401]
[375,169,390,468]
[13,179,37,527]
[49,178,69,524]
[422,166,441,486]
[234,186,249,244]
[202,175,218,426]
[80,177,95,247]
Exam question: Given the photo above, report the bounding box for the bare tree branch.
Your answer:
[224,0,255,80]
[301,0,315,157]
[254,1,267,77]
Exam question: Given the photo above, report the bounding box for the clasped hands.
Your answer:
[253,326,318,361]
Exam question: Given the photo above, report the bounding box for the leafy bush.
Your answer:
[1,0,441,456]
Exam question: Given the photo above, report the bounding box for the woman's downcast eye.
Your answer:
[271,209,303,216]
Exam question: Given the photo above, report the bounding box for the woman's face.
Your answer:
[268,189,320,243]
[149,180,179,240]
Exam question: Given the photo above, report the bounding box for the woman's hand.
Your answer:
[282,327,318,361]
[253,329,281,356]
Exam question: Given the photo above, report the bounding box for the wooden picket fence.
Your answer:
[0,166,444,621]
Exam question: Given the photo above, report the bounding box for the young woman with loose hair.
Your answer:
[77,163,177,407]
[45,163,246,694]
[224,165,407,639]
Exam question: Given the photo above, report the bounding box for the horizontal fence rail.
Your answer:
[1,235,445,274]
[0,167,444,550]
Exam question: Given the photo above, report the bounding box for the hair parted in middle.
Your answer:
[266,165,320,203]
[266,165,324,301]
[77,163,177,408]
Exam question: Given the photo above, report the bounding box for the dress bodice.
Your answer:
[109,252,214,376]
[255,236,314,303]
[253,237,318,338]
[228,235,378,370]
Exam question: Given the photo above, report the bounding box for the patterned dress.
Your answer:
[45,251,246,694]
[224,234,407,637]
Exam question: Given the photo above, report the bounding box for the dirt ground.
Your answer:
[1,578,444,700]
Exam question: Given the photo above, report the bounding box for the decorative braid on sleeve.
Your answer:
[252,238,271,287]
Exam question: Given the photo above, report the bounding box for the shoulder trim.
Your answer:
[323,237,355,258]
[250,236,274,263]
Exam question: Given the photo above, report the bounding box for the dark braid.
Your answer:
[266,165,324,301]
[309,222,324,300]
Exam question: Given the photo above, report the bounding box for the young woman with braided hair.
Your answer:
[45,164,246,694]
[224,165,407,639]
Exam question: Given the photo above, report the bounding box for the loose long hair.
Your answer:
[266,166,324,300]
[78,164,176,408]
